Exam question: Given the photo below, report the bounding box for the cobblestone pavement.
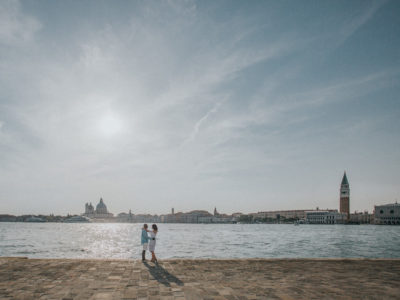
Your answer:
[0,257,399,299]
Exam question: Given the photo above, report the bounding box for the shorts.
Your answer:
[142,243,148,251]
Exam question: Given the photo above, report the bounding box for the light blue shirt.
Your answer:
[141,228,149,244]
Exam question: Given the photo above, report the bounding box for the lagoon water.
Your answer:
[0,223,399,259]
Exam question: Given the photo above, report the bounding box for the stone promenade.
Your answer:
[0,257,399,299]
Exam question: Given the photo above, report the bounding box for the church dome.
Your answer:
[96,198,108,214]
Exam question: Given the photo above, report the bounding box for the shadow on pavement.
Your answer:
[143,261,184,287]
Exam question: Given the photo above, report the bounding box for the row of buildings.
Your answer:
[251,173,398,225]
[82,199,238,223]
[79,172,399,225]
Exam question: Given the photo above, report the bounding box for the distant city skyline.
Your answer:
[0,0,399,215]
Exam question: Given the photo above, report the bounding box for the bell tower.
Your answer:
[340,172,350,220]
[214,207,218,216]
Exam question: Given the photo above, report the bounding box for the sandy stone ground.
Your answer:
[0,257,399,299]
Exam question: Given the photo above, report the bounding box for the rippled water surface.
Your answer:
[0,223,399,259]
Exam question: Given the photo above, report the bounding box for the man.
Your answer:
[141,224,149,261]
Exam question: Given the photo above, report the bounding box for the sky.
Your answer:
[0,0,399,216]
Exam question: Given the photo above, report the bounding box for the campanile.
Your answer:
[340,172,350,220]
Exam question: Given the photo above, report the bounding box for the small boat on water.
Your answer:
[64,216,91,223]
[294,219,307,225]
[26,216,46,222]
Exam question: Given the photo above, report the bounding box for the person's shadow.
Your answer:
[143,261,184,287]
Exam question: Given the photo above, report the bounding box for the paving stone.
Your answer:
[0,258,399,299]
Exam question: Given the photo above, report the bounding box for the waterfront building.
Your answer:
[160,209,234,223]
[340,172,350,220]
[231,212,243,222]
[214,207,219,216]
[255,210,315,220]
[212,214,233,223]
[350,211,373,224]
[83,198,113,219]
[161,211,179,223]
[85,202,95,215]
[232,212,243,218]
[182,210,213,223]
[198,216,214,223]
[116,210,133,222]
[131,214,160,223]
[306,210,346,224]
[374,203,400,225]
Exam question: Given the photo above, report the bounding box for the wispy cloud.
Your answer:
[0,1,399,214]
[338,0,387,45]
[183,101,224,144]
[0,0,41,45]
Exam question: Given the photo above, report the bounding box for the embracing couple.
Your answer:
[141,223,158,262]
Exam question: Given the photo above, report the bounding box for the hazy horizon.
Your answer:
[1,0,399,215]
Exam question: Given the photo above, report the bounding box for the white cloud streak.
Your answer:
[0,0,398,214]
[0,0,41,45]
[337,0,388,46]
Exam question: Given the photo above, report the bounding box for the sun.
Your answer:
[97,113,123,137]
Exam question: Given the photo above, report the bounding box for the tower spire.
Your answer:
[341,171,349,185]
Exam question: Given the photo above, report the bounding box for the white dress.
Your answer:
[148,231,157,252]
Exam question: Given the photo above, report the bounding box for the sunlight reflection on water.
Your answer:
[0,223,399,259]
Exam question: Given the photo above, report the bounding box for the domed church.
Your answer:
[84,198,113,218]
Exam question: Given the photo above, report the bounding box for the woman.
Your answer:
[149,224,158,263]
